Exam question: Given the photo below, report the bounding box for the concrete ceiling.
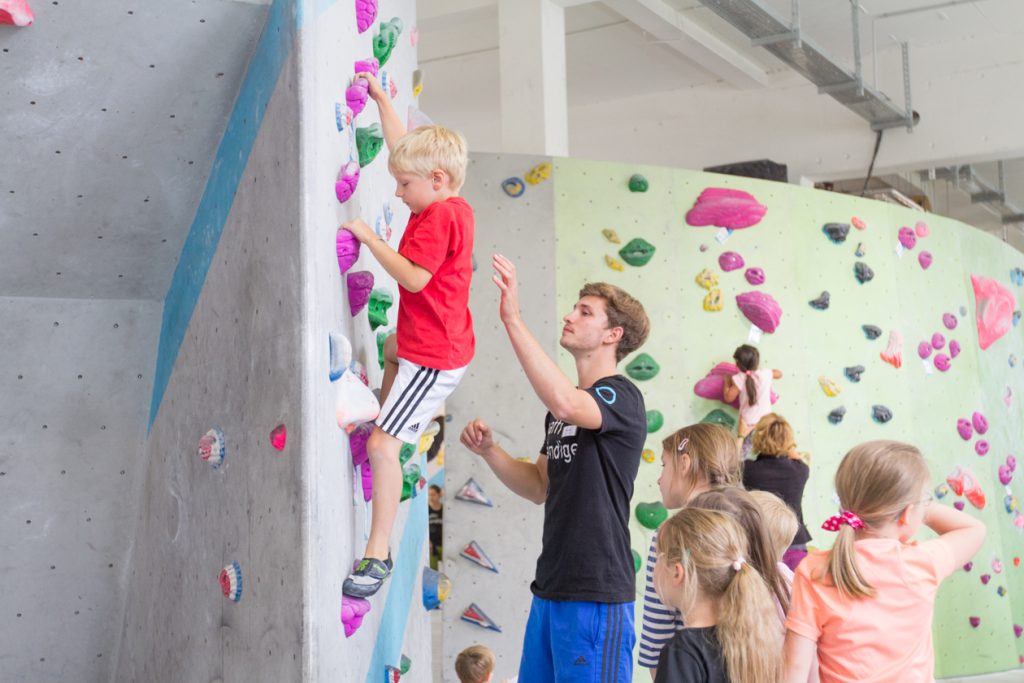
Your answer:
[0,0,269,300]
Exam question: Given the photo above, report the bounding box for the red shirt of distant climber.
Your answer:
[396,196,475,370]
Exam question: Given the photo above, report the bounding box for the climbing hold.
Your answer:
[699,244,709,252]
[368,289,393,329]
[744,267,765,285]
[844,366,865,383]
[931,333,946,350]
[335,161,360,204]
[219,561,243,602]
[969,617,981,628]
[934,483,949,499]
[330,332,352,382]
[336,228,361,275]
[685,188,767,229]
[918,251,933,270]
[334,347,380,430]
[349,423,372,469]
[270,425,287,451]
[736,291,783,333]
[356,124,384,167]
[384,666,401,683]
[871,405,892,424]
[694,362,780,409]
[355,0,377,33]
[625,353,660,381]
[703,289,723,312]
[701,409,736,429]
[605,255,625,272]
[0,0,32,26]
[964,562,973,572]
[412,68,423,97]
[379,70,398,99]
[880,330,903,369]
[981,574,992,585]
[809,292,830,311]
[460,541,499,573]
[972,411,989,435]
[346,78,369,117]
[822,223,850,244]
[999,465,1013,486]
[619,238,657,267]
[641,449,656,463]
[359,462,373,502]
[994,558,1005,574]
[461,603,501,632]
[934,354,951,371]
[695,268,718,290]
[335,102,353,132]
[971,274,1016,350]
[918,342,932,360]
[456,478,494,507]
[1012,268,1024,286]
[828,406,847,425]
[524,162,552,185]
[399,442,415,466]
[400,463,422,502]
[347,271,375,316]
[372,17,403,66]
[628,174,649,192]
[851,216,866,230]
[636,501,668,530]
[1011,355,1020,368]
[998,586,1008,597]
[854,262,874,284]
[198,428,226,469]
[1005,495,1019,514]
[949,340,960,359]
[602,228,621,244]
[501,177,524,198]
[943,313,958,330]
[422,567,452,610]
[718,251,744,272]
[341,595,371,637]
[646,410,664,433]
[898,227,917,250]
[354,57,379,77]
[862,325,882,340]
[946,467,986,509]
[915,221,929,237]
[633,549,642,574]
[818,376,841,397]
[855,243,865,258]
[975,440,989,456]
[401,655,412,675]
[957,418,973,441]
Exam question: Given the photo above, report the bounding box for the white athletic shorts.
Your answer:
[377,359,467,444]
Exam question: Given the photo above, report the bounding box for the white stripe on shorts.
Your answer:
[377,359,467,444]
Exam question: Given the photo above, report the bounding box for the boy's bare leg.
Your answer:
[365,426,403,561]
[379,333,399,405]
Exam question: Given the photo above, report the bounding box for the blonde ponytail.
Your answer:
[720,561,783,683]
[825,524,873,598]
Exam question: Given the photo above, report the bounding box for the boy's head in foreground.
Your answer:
[455,644,495,683]
[388,124,468,214]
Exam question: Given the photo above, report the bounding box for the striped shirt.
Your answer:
[639,532,684,669]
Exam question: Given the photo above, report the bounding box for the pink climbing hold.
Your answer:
[971,274,1016,350]
[931,333,945,350]
[718,251,744,272]
[355,0,377,34]
[685,188,767,230]
[918,251,933,270]
[342,595,372,637]
[949,340,961,358]
[336,161,360,204]
[346,78,370,117]
[917,342,932,360]
[744,267,765,285]
[851,216,867,230]
[1015,624,1023,638]
[915,221,929,238]
[354,57,379,77]
[898,227,917,250]
[943,313,958,330]
[969,616,981,628]
[953,501,965,511]
[694,362,779,409]
[409,25,419,46]
[735,291,782,334]
[336,228,361,274]
[0,0,33,26]
[1000,465,1013,486]
[957,418,973,441]
[972,411,989,435]
[360,462,373,502]
[934,353,950,371]
[347,271,375,316]
[975,440,989,456]
[270,424,287,451]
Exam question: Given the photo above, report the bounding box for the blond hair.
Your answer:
[751,413,796,456]
[578,282,650,361]
[388,124,468,191]
[454,645,495,683]
[748,490,799,563]
[662,423,742,490]
[824,440,931,598]
[658,508,782,683]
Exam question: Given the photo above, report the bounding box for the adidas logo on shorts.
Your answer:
[407,422,419,433]
[574,656,588,666]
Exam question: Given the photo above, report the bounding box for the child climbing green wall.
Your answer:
[551,157,1024,678]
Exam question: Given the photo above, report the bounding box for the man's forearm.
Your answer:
[482,443,546,504]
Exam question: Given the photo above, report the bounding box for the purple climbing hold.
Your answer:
[934,354,951,372]
[355,0,377,33]
[718,251,744,272]
[1015,624,1023,638]
[336,228,361,274]
[957,418,973,441]
[736,291,783,334]
[342,595,372,637]
[949,340,960,358]
[919,251,933,270]
[969,616,981,628]
[744,267,765,285]
[931,333,945,350]
[347,271,375,316]
[976,440,990,456]
[917,342,932,360]
[346,78,369,117]
[354,57,379,77]
[898,227,917,250]
[685,188,767,229]
[349,423,373,468]
[972,411,989,435]
[943,313,957,330]
[335,161,360,204]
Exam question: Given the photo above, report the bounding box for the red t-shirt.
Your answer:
[396,196,475,370]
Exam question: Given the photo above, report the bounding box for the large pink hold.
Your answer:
[718,251,744,272]
[736,291,782,334]
[347,270,375,315]
[336,228,360,274]
[354,58,379,77]
[971,274,1017,350]
[335,161,360,204]
[342,595,371,637]
[346,78,369,117]
[355,0,377,33]
[693,362,779,409]
[898,227,917,250]
[0,0,33,26]
[685,188,767,230]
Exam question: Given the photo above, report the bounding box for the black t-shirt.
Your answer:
[654,627,728,683]
[531,374,646,603]
[742,455,811,545]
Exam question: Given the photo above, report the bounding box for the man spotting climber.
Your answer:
[461,254,649,682]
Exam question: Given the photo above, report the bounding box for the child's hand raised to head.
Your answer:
[354,71,387,102]
[341,218,375,244]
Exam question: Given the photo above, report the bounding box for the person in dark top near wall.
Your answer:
[428,484,443,570]
[742,413,811,570]
[461,255,650,683]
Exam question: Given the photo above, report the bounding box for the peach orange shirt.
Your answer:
[785,537,956,683]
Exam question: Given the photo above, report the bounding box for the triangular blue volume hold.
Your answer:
[455,478,494,507]
[461,602,502,632]
[460,540,499,573]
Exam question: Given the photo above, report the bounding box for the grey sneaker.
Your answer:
[343,555,393,598]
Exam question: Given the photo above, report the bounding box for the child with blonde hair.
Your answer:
[784,440,987,683]
[653,507,782,682]
[455,645,496,683]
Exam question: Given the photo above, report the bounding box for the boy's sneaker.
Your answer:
[343,555,393,598]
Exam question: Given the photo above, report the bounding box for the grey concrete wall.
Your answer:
[0,296,159,683]
[442,152,558,680]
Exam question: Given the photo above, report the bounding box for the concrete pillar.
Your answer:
[498,0,569,156]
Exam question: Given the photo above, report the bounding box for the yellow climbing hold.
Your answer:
[525,162,552,185]
[703,289,723,312]
[605,255,625,272]
[695,268,718,290]
[642,449,656,463]
[818,376,841,397]
[412,69,423,97]
[602,228,621,244]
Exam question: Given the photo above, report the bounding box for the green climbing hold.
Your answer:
[628,174,649,193]
[400,655,412,675]
[376,330,388,370]
[400,463,421,502]
[373,17,404,66]
[399,442,415,466]
[701,409,736,430]
[368,289,393,329]
[618,237,656,267]
[357,123,384,167]
[632,549,642,574]
[625,353,660,381]
[646,410,664,433]
[635,501,668,530]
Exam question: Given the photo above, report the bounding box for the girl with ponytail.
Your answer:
[653,507,782,683]
[783,441,987,683]
[723,344,782,439]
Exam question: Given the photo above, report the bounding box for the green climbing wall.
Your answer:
[551,157,1024,678]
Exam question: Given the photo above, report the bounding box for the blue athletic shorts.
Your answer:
[517,596,635,683]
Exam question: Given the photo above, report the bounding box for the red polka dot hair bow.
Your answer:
[821,510,864,532]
